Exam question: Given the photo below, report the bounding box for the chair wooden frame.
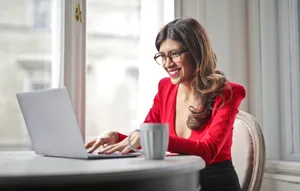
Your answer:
[234,111,266,191]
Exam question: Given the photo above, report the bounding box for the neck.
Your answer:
[179,81,194,101]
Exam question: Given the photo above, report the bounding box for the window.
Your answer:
[0,0,53,150]
[85,0,141,140]
[85,0,174,142]
[17,57,52,91]
[0,0,174,151]
[33,0,51,29]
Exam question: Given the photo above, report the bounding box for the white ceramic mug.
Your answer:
[128,123,169,160]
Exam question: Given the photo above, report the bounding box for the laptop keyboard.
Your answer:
[87,152,141,159]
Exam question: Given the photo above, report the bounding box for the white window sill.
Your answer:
[264,160,300,183]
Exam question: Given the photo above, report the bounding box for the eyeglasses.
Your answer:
[154,49,188,65]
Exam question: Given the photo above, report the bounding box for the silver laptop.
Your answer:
[16,87,140,159]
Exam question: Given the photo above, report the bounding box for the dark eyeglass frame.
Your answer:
[154,49,188,65]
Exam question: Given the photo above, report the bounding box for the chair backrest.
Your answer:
[231,111,266,191]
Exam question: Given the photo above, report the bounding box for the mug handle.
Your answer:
[128,129,143,154]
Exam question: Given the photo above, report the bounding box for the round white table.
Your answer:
[0,151,205,191]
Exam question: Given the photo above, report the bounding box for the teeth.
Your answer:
[169,70,179,75]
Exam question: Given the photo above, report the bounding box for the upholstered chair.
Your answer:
[231,111,266,191]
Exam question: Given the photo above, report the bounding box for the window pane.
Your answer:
[0,0,52,150]
[86,0,141,140]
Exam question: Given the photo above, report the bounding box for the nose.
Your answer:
[163,57,173,67]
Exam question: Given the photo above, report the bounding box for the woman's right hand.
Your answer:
[85,131,119,153]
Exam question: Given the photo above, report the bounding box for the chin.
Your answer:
[169,77,182,85]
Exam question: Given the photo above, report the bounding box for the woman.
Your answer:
[85,17,245,191]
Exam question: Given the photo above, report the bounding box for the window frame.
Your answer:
[52,0,87,141]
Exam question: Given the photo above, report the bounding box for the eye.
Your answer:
[154,53,165,59]
[169,51,181,58]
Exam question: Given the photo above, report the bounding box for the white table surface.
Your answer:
[0,151,205,184]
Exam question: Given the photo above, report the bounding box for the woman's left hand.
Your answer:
[100,131,141,154]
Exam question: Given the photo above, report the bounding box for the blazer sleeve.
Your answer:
[168,84,246,164]
[117,80,162,142]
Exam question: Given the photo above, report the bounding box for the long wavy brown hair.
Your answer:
[155,18,228,130]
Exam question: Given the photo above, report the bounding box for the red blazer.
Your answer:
[118,77,246,165]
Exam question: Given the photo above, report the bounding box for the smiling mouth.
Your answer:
[168,68,181,77]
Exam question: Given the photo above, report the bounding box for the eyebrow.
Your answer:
[158,49,184,54]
